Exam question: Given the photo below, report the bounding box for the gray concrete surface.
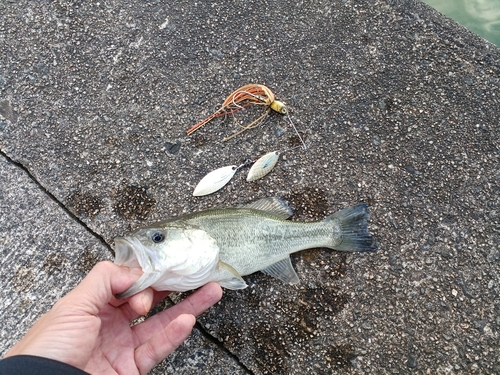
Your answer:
[1,0,499,374]
[0,155,112,351]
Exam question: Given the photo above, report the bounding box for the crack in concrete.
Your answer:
[0,149,114,255]
[191,320,255,375]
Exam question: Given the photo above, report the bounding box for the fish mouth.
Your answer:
[114,236,148,269]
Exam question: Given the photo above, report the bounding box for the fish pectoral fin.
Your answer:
[261,257,300,285]
[218,261,244,280]
[115,271,163,299]
[218,278,248,290]
[217,261,248,290]
[240,197,294,219]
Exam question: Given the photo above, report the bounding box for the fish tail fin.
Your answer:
[325,203,378,252]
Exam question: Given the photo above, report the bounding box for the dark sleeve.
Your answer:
[0,355,89,375]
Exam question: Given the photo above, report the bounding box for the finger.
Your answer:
[60,261,144,315]
[132,282,222,345]
[135,314,196,375]
[127,287,154,316]
[123,288,171,319]
[114,289,171,322]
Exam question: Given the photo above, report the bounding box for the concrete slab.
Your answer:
[0,154,112,353]
[1,0,499,373]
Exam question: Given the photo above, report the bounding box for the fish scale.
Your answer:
[184,210,334,274]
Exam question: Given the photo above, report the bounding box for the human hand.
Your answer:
[4,261,223,374]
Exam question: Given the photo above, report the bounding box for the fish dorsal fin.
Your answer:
[261,257,300,285]
[241,197,294,219]
[217,261,248,290]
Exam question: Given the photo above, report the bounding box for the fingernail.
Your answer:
[129,267,143,276]
[141,290,153,313]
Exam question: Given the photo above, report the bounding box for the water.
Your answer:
[422,0,500,47]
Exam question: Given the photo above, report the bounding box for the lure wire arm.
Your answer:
[285,115,307,151]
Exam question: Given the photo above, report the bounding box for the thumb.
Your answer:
[62,261,143,315]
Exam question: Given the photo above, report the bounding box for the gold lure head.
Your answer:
[270,100,287,115]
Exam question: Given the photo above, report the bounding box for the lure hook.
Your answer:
[186,84,288,141]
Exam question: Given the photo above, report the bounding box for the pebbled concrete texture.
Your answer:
[0,156,110,352]
[1,0,499,374]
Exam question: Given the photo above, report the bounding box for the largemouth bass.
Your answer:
[114,197,377,298]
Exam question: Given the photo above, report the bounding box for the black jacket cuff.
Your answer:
[0,355,89,375]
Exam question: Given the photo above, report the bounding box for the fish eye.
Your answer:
[151,232,165,243]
